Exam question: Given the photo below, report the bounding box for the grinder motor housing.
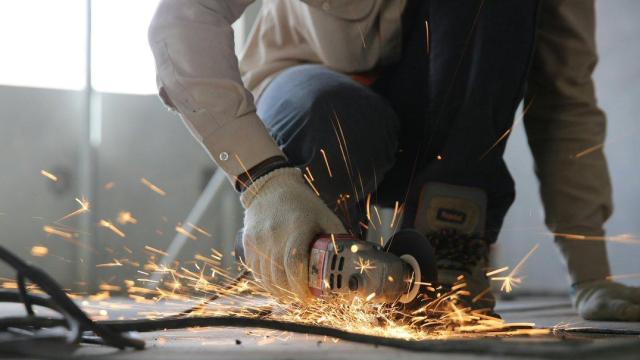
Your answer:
[309,233,430,305]
[236,230,437,306]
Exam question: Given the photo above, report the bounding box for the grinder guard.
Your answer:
[309,230,437,307]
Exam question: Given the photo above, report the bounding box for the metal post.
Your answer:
[77,0,100,293]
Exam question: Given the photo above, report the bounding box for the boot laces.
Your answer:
[426,229,489,274]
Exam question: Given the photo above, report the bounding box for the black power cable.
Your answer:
[0,246,144,350]
[2,307,640,359]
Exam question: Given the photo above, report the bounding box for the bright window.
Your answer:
[0,0,250,94]
[0,0,87,90]
[91,0,160,94]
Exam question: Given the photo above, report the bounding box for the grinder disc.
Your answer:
[384,229,438,310]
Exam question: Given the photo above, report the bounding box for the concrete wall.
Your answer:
[0,86,85,286]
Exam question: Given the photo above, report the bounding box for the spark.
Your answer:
[104,181,116,190]
[485,266,509,277]
[53,163,547,343]
[234,154,262,196]
[87,292,111,302]
[303,173,321,197]
[330,234,338,255]
[234,154,255,184]
[236,178,259,199]
[57,196,91,222]
[319,149,333,177]
[117,211,138,225]
[176,223,197,240]
[43,225,74,239]
[572,131,635,159]
[491,244,539,293]
[30,246,48,257]
[40,170,58,182]
[99,220,126,238]
[140,177,166,196]
[491,276,522,293]
[607,273,640,280]
[373,206,383,225]
[574,143,605,158]
[358,25,367,48]
[96,259,123,267]
[553,232,640,245]
[451,283,467,292]
[187,223,212,237]
[424,19,430,54]
[350,244,358,253]
[211,248,224,259]
[355,257,376,276]
[472,287,493,304]
[144,245,169,257]
[331,110,355,191]
[305,166,315,182]
[479,97,535,160]
[390,201,401,229]
[99,284,121,291]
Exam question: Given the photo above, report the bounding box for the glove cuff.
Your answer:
[240,167,304,209]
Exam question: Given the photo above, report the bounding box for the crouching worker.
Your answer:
[148,0,640,321]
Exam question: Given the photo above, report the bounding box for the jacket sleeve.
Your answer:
[524,0,612,285]
[148,0,285,183]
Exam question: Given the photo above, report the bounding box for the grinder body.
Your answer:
[309,234,415,303]
[236,230,437,307]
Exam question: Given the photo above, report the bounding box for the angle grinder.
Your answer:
[236,229,437,309]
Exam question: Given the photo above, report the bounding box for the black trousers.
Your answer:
[257,0,539,242]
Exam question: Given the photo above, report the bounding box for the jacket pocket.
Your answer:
[302,0,376,21]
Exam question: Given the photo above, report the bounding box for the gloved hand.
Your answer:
[240,167,346,301]
[573,280,640,321]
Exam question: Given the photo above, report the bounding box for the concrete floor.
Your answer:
[1,296,639,359]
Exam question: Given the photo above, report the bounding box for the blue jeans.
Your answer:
[256,0,538,241]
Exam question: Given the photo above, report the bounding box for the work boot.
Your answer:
[414,182,496,314]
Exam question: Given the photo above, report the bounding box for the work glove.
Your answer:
[573,280,640,321]
[240,167,346,301]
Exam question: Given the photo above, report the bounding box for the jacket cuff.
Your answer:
[555,229,611,286]
[240,167,302,209]
[200,112,286,184]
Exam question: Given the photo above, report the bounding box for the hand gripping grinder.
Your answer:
[237,229,437,308]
